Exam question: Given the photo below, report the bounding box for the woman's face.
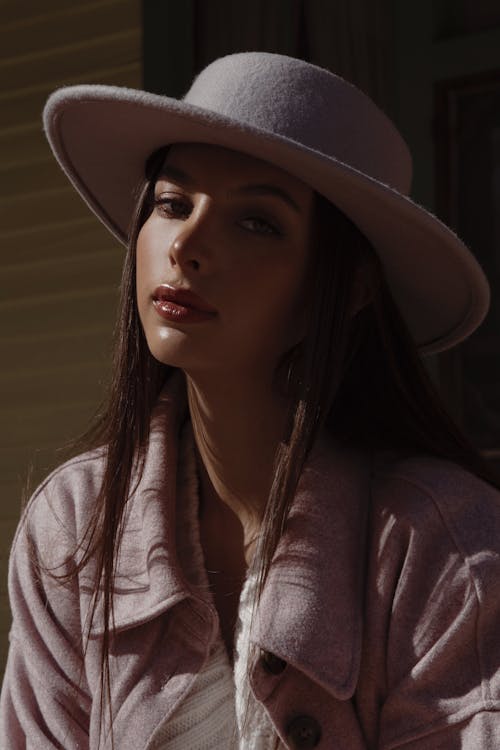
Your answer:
[136,143,314,379]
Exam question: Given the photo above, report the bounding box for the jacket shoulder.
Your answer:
[361,456,500,746]
[371,454,500,557]
[12,448,107,563]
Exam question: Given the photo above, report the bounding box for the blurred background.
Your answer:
[1,0,500,678]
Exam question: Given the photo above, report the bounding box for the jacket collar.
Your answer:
[88,371,192,637]
[253,433,370,699]
[89,373,370,699]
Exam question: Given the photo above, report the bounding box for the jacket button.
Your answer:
[286,715,322,748]
[260,649,287,675]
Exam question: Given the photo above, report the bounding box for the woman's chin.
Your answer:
[145,337,217,373]
[147,344,196,370]
[144,327,285,380]
[144,326,200,368]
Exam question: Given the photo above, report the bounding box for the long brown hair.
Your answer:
[37,149,498,748]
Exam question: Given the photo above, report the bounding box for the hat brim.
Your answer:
[43,84,490,355]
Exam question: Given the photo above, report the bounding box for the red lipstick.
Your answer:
[152,285,217,324]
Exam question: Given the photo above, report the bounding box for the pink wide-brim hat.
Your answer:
[43,51,489,354]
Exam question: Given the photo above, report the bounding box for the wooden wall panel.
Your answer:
[0,0,142,679]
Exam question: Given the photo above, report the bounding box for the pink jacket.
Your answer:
[1,380,500,749]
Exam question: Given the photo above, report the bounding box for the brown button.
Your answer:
[286,715,322,748]
[260,649,287,675]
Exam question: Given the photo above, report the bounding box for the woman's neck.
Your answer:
[186,371,289,551]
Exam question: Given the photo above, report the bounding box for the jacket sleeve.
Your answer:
[0,475,92,749]
[359,465,500,750]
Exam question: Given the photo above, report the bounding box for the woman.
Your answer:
[1,52,499,749]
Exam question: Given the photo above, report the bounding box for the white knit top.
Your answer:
[148,423,277,750]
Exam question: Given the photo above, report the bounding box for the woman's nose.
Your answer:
[168,201,213,273]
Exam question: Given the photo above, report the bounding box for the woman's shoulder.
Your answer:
[372,451,500,511]
[38,446,107,490]
[369,451,500,566]
[13,447,108,560]
[361,453,500,746]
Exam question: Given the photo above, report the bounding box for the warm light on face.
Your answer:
[136,143,314,380]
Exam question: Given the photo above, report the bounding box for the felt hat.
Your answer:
[43,51,489,354]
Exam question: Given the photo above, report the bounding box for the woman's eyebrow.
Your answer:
[229,184,301,213]
[157,165,301,213]
[157,164,193,186]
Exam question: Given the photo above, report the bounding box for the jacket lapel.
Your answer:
[89,374,370,702]
[253,432,370,699]
[88,372,193,637]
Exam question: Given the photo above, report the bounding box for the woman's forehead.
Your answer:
[161,142,313,203]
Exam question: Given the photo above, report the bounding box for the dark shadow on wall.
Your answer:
[142,0,395,116]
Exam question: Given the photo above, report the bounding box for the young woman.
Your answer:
[1,52,499,749]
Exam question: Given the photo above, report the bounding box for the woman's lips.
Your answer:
[152,284,217,323]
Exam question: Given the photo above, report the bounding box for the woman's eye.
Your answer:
[240,216,280,236]
[154,196,191,219]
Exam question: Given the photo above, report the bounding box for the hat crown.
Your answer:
[184,52,412,194]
